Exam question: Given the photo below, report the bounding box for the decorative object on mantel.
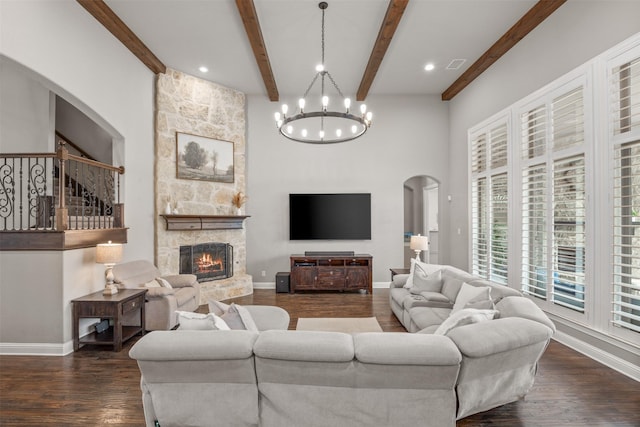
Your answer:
[274,2,372,144]
[231,191,247,215]
[164,202,172,215]
[161,214,250,231]
[95,240,123,295]
[176,131,234,183]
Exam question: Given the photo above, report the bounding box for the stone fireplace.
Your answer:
[154,69,252,302]
[180,242,233,282]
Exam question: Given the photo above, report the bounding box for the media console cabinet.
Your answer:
[290,254,373,294]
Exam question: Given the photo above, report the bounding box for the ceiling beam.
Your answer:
[441,0,566,101]
[236,0,279,102]
[356,0,409,101]
[76,0,166,74]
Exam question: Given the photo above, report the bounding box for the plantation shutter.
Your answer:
[471,124,508,282]
[611,55,640,333]
[611,58,640,135]
[552,88,584,151]
[522,164,547,298]
[521,105,546,160]
[472,176,488,278]
[552,155,586,311]
[490,173,508,283]
[491,125,508,168]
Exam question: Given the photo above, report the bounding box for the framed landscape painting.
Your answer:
[176,132,234,183]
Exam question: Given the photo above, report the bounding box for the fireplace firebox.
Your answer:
[179,242,233,282]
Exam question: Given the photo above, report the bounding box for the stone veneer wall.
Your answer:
[155,68,252,302]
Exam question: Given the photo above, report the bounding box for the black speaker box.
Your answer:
[275,272,290,293]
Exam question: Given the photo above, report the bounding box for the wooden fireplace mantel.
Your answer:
[160,214,250,231]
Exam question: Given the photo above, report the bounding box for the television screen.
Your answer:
[289,193,371,240]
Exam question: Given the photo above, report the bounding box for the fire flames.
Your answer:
[195,253,223,272]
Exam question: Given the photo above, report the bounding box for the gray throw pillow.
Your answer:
[220,303,259,332]
[410,267,443,294]
[208,299,230,316]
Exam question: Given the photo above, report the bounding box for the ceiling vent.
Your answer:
[446,59,466,70]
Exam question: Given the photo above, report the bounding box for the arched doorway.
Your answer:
[403,175,439,267]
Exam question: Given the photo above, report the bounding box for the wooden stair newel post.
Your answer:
[55,142,69,231]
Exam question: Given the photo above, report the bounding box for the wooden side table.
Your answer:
[72,288,147,352]
[390,268,410,280]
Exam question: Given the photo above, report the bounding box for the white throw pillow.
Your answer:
[176,311,229,330]
[452,282,491,313]
[434,308,497,336]
[403,258,417,289]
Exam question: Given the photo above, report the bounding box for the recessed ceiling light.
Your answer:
[424,63,435,72]
[199,66,209,73]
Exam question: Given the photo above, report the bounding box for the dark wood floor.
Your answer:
[1,289,638,426]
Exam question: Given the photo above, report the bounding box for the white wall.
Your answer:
[246,95,449,283]
[447,1,640,269]
[0,1,155,352]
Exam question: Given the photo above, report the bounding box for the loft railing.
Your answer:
[0,142,124,231]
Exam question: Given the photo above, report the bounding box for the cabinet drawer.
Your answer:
[317,268,344,280]
[122,297,142,315]
[75,302,114,317]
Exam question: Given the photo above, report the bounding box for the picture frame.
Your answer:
[176,132,234,183]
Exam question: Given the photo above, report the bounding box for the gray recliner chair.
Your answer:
[112,260,200,330]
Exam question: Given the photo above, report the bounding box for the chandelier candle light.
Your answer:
[274,2,372,144]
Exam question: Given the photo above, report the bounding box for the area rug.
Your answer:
[296,317,383,333]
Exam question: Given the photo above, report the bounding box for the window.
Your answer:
[611,55,640,336]
[470,122,509,284]
[520,85,587,313]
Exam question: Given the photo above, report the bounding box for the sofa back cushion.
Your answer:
[496,296,556,332]
[113,260,160,288]
[468,278,522,302]
[440,267,475,302]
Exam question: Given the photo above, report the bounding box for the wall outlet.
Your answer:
[261,270,266,277]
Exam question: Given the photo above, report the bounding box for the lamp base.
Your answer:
[103,283,119,296]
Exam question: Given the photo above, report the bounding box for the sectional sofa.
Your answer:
[129,264,555,426]
[390,262,556,418]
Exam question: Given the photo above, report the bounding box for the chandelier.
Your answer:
[274,1,372,144]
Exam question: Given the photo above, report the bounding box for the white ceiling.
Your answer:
[105,0,537,99]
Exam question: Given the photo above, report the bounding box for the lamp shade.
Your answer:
[410,234,429,251]
[96,241,123,265]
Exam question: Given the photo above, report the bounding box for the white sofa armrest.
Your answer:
[390,274,410,288]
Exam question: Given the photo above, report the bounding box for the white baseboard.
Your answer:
[0,341,72,356]
[252,281,389,290]
[552,330,640,382]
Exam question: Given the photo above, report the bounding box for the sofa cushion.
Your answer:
[112,260,161,288]
[390,287,410,308]
[433,308,497,336]
[452,283,491,313]
[174,287,197,306]
[254,330,354,362]
[176,311,230,330]
[468,278,522,302]
[409,307,452,330]
[402,293,452,311]
[162,274,197,288]
[496,296,556,332]
[410,268,443,294]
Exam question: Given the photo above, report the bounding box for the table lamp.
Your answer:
[410,234,429,262]
[96,241,123,295]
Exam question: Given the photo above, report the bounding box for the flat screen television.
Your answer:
[289,193,371,240]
